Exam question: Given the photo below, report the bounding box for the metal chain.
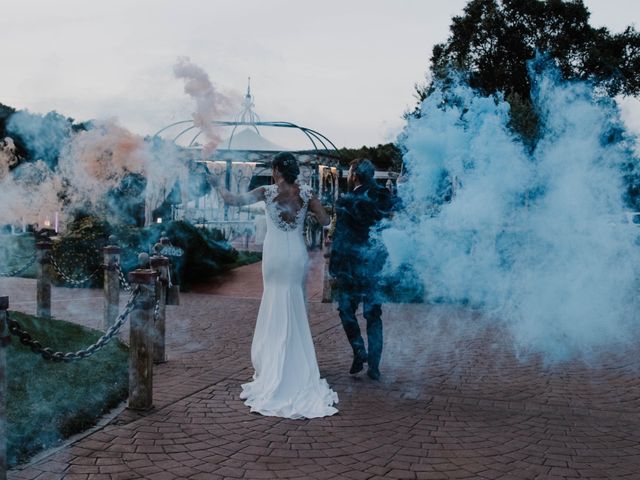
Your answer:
[13,250,38,260]
[115,263,132,292]
[6,286,141,362]
[49,254,102,286]
[153,297,161,323]
[0,253,37,277]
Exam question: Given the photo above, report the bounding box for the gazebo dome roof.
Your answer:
[154,78,339,156]
[219,127,284,151]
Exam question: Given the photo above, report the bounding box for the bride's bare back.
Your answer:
[271,182,304,225]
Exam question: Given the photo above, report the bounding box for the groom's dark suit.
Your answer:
[329,181,393,376]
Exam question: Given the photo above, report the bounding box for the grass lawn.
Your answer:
[0,234,38,279]
[6,311,129,468]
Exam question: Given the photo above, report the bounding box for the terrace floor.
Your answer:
[3,252,640,480]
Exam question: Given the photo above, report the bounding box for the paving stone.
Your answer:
[3,261,640,480]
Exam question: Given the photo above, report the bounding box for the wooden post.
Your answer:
[103,235,121,331]
[150,244,169,364]
[322,231,333,303]
[0,296,9,480]
[322,251,333,303]
[36,241,52,319]
[161,235,180,306]
[127,253,157,411]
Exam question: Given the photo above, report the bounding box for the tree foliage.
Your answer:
[1,102,28,162]
[51,214,239,289]
[6,110,75,169]
[415,0,640,143]
[0,102,85,169]
[338,143,403,172]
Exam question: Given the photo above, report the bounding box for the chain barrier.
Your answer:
[115,263,132,292]
[49,254,102,286]
[13,250,38,260]
[153,297,161,323]
[6,286,141,362]
[0,253,37,277]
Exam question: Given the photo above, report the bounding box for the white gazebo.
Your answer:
[153,79,342,249]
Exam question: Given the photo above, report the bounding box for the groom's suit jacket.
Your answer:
[329,181,393,293]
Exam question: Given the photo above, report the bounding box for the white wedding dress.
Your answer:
[240,182,339,419]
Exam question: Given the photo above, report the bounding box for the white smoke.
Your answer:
[0,59,235,229]
[0,159,62,226]
[58,120,146,208]
[384,67,640,362]
[1,116,188,227]
[144,138,186,226]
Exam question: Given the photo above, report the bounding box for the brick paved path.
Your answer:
[3,255,640,479]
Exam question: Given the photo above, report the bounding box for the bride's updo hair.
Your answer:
[272,152,300,184]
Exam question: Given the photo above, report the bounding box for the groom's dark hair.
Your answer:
[272,152,300,184]
[350,158,375,184]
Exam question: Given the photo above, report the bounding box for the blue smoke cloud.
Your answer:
[384,64,640,362]
[7,110,73,169]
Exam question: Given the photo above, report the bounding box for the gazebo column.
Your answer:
[224,159,232,221]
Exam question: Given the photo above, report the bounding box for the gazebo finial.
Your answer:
[243,76,253,109]
[238,76,259,128]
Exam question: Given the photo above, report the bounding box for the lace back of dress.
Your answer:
[265,183,311,232]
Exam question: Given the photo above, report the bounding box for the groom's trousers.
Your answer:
[337,289,383,369]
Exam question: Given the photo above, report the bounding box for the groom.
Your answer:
[329,158,393,380]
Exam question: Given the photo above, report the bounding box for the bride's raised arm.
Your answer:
[207,173,266,206]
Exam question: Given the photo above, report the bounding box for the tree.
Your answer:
[338,143,403,172]
[0,103,16,134]
[0,102,29,163]
[414,0,640,144]
[0,102,86,169]
[6,110,74,169]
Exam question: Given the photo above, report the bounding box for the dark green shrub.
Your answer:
[50,216,109,288]
[51,216,240,289]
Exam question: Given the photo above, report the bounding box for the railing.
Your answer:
[0,235,183,479]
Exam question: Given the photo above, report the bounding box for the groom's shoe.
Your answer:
[367,366,381,381]
[350,350,367,375]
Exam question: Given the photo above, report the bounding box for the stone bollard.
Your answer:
[150,244,169,364]
[103,235,121,331]
[127,253,157,411]
[0,296,9,480]
[36,240,52,319]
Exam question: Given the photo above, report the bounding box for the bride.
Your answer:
[207,152,339,419]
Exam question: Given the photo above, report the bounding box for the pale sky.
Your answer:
[1,0,639,149]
